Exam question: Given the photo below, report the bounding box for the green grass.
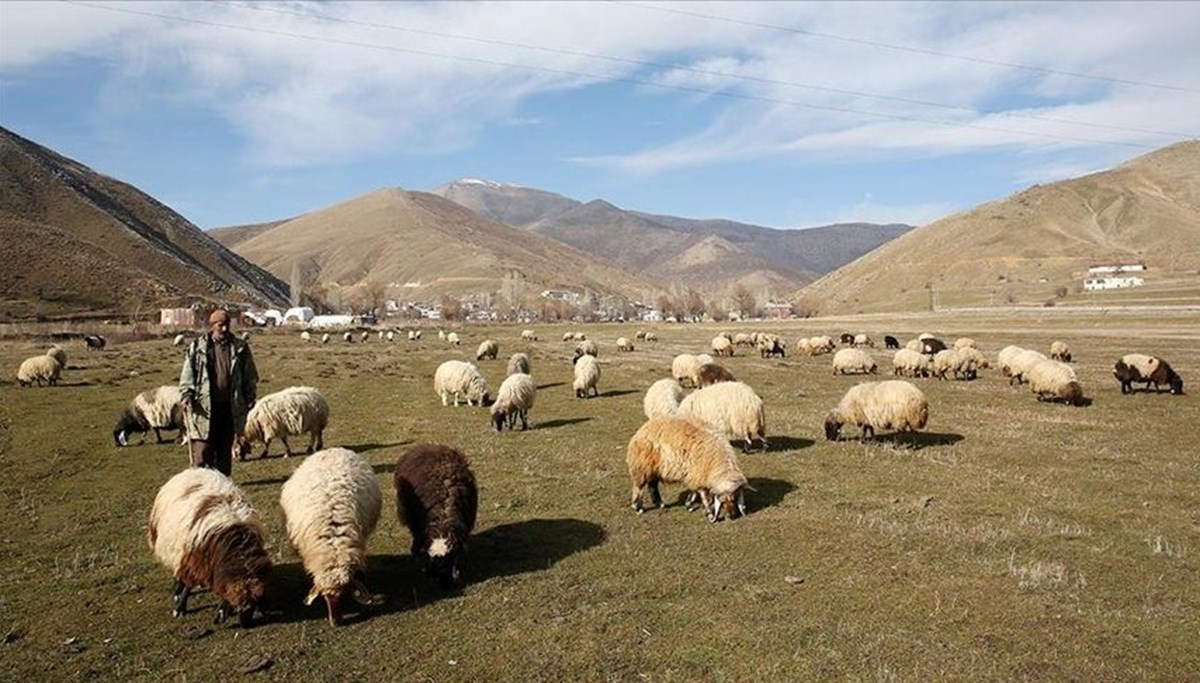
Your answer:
[1,316,1198,681]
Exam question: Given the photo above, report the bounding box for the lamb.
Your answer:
[506,352,531,376]
[1113,354,1184,395]
[1050,340,1072,362]
[891,348,931,378]
[148,468,271,627]
[711,336,734,357]
[643,378,684,419]
[114,385,185,447]
[573,353,601,398]
[84,334,106,351]
[1007,349,1048,386]
[434,360,491,406]
[301,331,312,343]
[677,380,767,453]
[16,355,62,387]
[280,448,382,625]
[1024,359,1084,405]
[824,380,929,441]
[695,362,737,388]
[490,373,536,431]
[575,339,598,358]
[832,348,878,375]
[884,335,900,349]
[394,444,478,588]
[234,386,329,459]
[446,332,460,345]
[616,337,635,352]
[626,416,750,522]
[46,344,67,367]
[476,339,499,361]
[853,333,874,348]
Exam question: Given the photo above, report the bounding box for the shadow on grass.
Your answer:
[764,435,814,452]
[372,462,397,477]
[600,389,639,398]
[344,441,410,454]
[536,381,566,390]
[536,417,592,430]
[470,518,606,582]
[861,431,965,450]
[747,477,798,510]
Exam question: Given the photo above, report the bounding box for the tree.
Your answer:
[361,279,389,315]
[680,290,705,320]
[655,294,675,318]
[439,294,462,321]
[731,284,757,319]
[793,295,821,318]
[498,270,528,318]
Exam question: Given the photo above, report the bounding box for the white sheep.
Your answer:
[832,348,877,375]
[408,330,417,341]
[626,416,751,522]
[280,447,383,626]
[521,329,538,342]
[644,332,658,342]
[824,380,929,441]
[733,333,753,347]
[412,329,422,341]
[1025,359,1084,405]
[562,332,574,342]
[491,373,536,430]
[931,349,976,381]
[16,355,62,387]
[434,360,490,406]
[616,337,634,352]
[1050,340,1072,362]
[234,386,330,459]
[711,336,734,357]
[321,333,331,344]
[573,332,587,342]
[301,331,312,343]
[438,330,447,341]
[506,352,531,376]
[573,354,601,398]
[1007,349,1048,386]
[46,344,67,368]
[677,380,767,453]
[476,339,499,361]
[643,378,684,420]
[672,353,714,388]
[360,330,370,343]
[114,385,185,447]
[891,348,931,378]
[953,337,977,350]
[575,339,598,358]
[343,331,353,343]
[386,331,395,342]
[446,332,460,345]
[905,339,922,352]
[997,345,1024,377]
[853,333,874,348]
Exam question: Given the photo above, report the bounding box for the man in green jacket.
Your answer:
[179,309,259,476]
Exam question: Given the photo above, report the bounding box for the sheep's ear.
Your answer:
[742,483,758,493]
[304,586,322,606]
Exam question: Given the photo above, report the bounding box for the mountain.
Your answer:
[0,126,289,319]
[208,218,295,249]
[799,141,1200,314]
[431,179,913,295]
[227,187,664,303]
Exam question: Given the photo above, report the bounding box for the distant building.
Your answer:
[160,308,200,327]
[540,289,584,305]
[282,306,315,325]
[641,309,664,322]
[1083,276,1145,291]
[762,300,794,319]
[1087,262,1146,275]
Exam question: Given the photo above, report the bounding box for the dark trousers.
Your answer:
[189,401,234,477]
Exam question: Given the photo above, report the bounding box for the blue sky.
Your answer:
[1,1,1197,230]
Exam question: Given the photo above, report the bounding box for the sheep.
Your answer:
[920,337,947,356]
[884,335,900,349]
[1025,359,1084,405]
[718,331,734,343]
[446,332,460,345]
[635,330,648,341]
[832,348,877,375]
[321,333,331,344]
[853,333,874,348]
[573,353,601,399]
[626,416,750,522]
[343,331,353,343]
[438,329,447,342]
[301,331,312,343]
[575,339,598,358]
[953,337,977,350]
[671,353,709,388]
[1050,340,1072,363]
[506,352,531,376]
[280,448,382,626]
[957,346,990,371]
[148,468,271,627]
[413,329,422,341]
[377,330,385,341]
[490,373,536,431]
[644,332,658,342]
[643,378,684,420]
[1007,349,1047,386]
[839,333,855,345]
[386,331,395,342]
[997,345,1024,377]
[46,344,67,368]
[434,360,490,406]
[824,380,929,442]
[803,336,834,356]
[905,339,922,352]
[394,444,478,588]
[711,335,734,357]
[521,329,538,342]
[573,332,587,342]
[1113,354,1184,395]
[758,337,785,358]
[476,339,499,361]
[931,349,977,381]
[616,337,635,352]
[891,348,931,378]
[562,332,574,342]
[917,332,936,341]
[114,385,185,447]
[408,330,417,341]
[733,333,754,348]
[695,362,737,388]
[16,355,62,387]
[234,386,329,459]
[84,334,106,350]
[677,380,767,453]
[360,330,370,343]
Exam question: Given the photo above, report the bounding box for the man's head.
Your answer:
[209,309,232,340]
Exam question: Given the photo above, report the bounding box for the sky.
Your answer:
[1,1,1197,231]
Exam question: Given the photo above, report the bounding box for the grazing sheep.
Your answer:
[644,332,658,342]
[521,329,538,342]
[832,348,877,375]
[148,468,271,627]
[301,331,312,343]
[573,332,587,342]
[506,352,531,376]
[476,339,499,361]
[16,355,62,387]
[884,335,900,349]
[733,333,754,348]
[84,334,106,351]
[280,448,382,625]
[1050,340,1072,362]
[573,354,601,399]
[824,380,929,441]
[562,332,574,342]
[853,334,874,348]
[438,330,447,342]
[378,330,385,341]
[997,345,1024,378]
[920,337,947,356]
[172,334,187,347]
[1113,354,1184,395]
[905,339,922,352]
[931,349,977,381]
[718,331,734,343]
[575,339,598,358]
[758,337,785,358]
[412,329,422,341]
[677,380,767,453]
[343,331,353,343]
[45,344,67,368]
[635,330,648,341]
[114,385,185,447]
[408,330,418,341]
[321,333,331,344]
[643,378,684,420]
[386,331,395,342]
[446,332,460,345]
[234,386,330,459]
[394,444,478,588]
[360,330,370,343]
[839,333,855,345]
[711,336,734,357]
[891,348,931,378]
[490,373,536,431]
[626,416,750,522]
[695,362,737,388]
[957,346,990,371]
[1007,349,1048,386]
[616,337,635,352]
[1025,359,1084,405]
[434,360,490,406]
[671,353,705,387]
[953,337,977,350]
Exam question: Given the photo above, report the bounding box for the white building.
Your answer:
[1083,276,1145,291]
[282,306,315,325]
[1087,262,1145,275]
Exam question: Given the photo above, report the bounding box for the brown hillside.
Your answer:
[0,127,289,319]
[208,218,293,248]
[800,141,1200,314]
[231,187,664,302]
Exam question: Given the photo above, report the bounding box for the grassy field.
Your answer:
[1,313,1198,681]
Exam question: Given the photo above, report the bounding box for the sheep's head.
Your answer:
[112,409,148,447]
[823,412,844,441]
[233,434,254,460]
[1060,381,1085,406]
[706,484,752,522]
[425,537,463,588]
[491,406,508,432]
[1169,374,1184,395]
[210,529,272,628]
[305,570,382,626]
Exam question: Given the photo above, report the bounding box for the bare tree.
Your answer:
[439,294,462,321]
[731,284,757,319]
[361,279,389,315]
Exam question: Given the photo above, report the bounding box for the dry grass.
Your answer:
[1,313,1198,681]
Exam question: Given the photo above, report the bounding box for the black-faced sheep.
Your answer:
[84,334,106,351]
[280,448,382,625]
[394,444,478,588]
[573,353,601,398]
[114,385,185,447]
[1113,354,1184,395]
[824,380,929,441]
[506,352,531,376]
[1050,340,1072,363]
[832,348,877,375]
[758,337,785,358]
[626,416,750,522]
[476,339,499,361]
[491,373,536,431]
[643,378,684,420]
[920,337,947,356]
[677,380,767,453]
[234,386,329,459]
[434,360,490,406]
[695,362,737,388]
[884,335,900,349]
[16,355,62,387]
[839,333,855,345]
[148,468,271,627]
[1025,359,1084,405]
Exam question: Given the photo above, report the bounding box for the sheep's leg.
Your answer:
[441,392,449,406]
[684,490,700,511]
[861,425,875,441]
[649,480,663,509]
[741,437,752,454]
[172,580,191,617]
[519,410,528,431]
[758,434,769,452]
[154,428,164,443]
[261,438,272,459]
[630,484,646,513]
[281,435,293,457]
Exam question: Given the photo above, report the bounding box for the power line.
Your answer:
[617,1,1200,94]
[62,1,1172,150]
[229,1,1196,139]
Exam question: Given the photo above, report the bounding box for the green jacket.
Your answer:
[179,333,259,441]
